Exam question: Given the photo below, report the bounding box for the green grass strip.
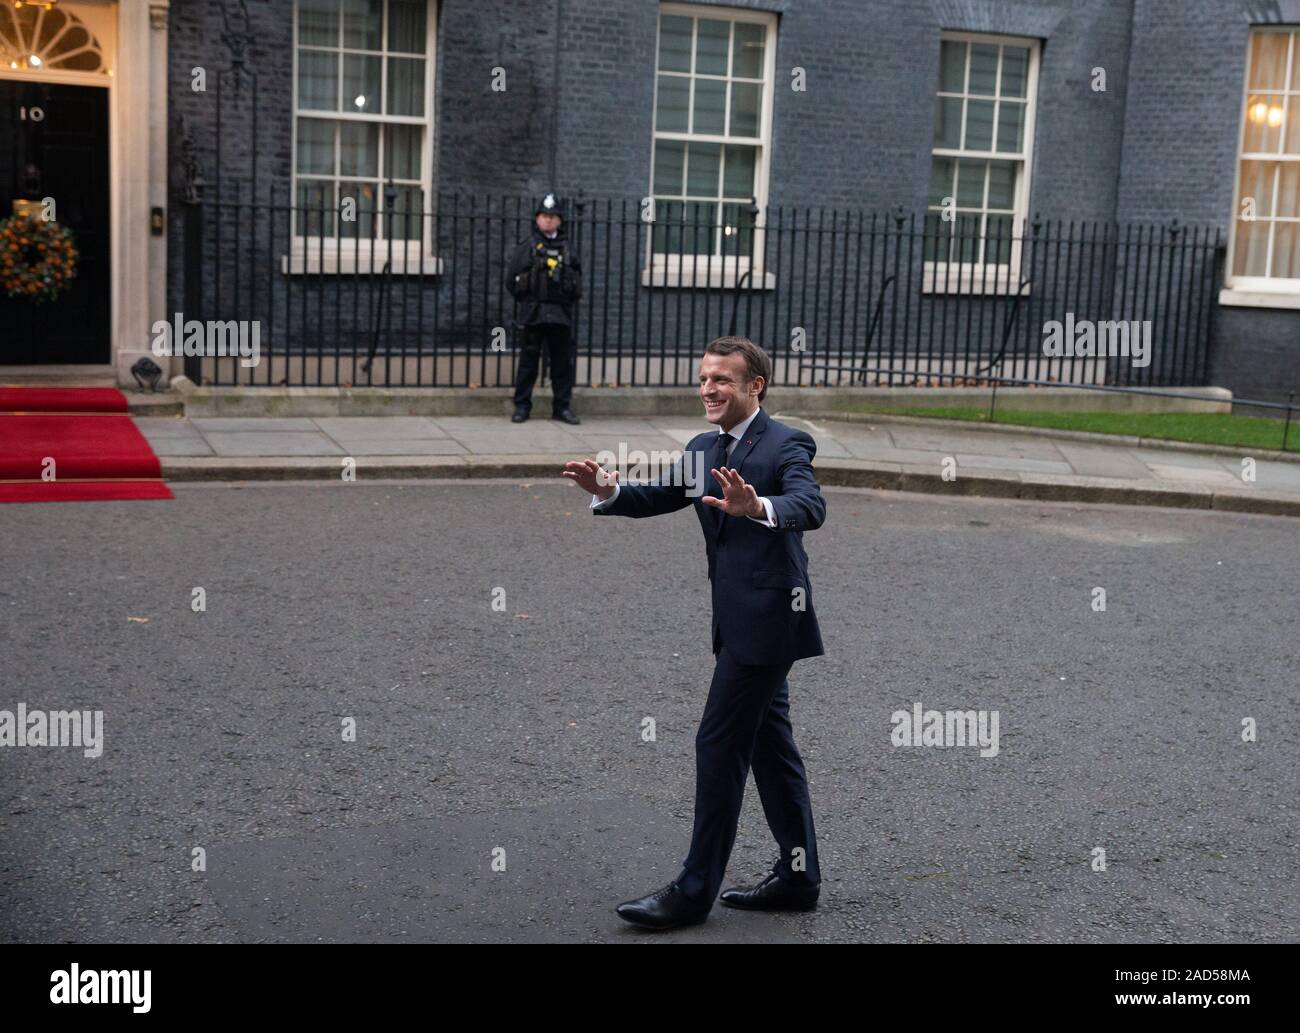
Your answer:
[853,406,1300,453]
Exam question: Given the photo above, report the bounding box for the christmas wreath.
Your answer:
[0,213,79,304]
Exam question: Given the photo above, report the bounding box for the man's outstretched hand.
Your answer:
[562,459,618,500]
[703,467,765,519]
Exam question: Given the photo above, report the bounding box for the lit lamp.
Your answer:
[1248,97,1285,127]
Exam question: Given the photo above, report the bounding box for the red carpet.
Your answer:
[0,386,129,413]
[0,387,173,503]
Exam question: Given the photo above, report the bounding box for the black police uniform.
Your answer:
[506,195,582,421]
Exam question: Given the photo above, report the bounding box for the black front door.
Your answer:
[0,80,110,364]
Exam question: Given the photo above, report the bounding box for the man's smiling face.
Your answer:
[699,351,761,431]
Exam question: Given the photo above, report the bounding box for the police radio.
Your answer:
[523,240,582,303]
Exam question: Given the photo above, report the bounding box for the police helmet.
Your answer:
[535,192,566,220]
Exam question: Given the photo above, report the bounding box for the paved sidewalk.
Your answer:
[133,412,1300,517]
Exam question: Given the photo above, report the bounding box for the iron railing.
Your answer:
[178,187,1223,390]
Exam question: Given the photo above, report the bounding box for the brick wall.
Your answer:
[1116,0,1300,401]
[163,0,1297,399]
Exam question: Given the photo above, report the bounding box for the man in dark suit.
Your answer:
[562,336,825,930]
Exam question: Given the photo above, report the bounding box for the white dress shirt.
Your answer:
[589,405,778,528]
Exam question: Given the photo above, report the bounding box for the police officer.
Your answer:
[506,193,582,424]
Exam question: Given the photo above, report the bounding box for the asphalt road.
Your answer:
[1,480,1296,943]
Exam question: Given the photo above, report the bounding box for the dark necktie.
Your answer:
[712,432,733,473]
[707,433,733,525]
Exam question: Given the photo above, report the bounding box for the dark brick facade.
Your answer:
[165,0,1298,400]
[1115,0,1300,401]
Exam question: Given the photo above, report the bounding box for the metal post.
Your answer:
[1284,392,1295,452]
[177,118,205,384]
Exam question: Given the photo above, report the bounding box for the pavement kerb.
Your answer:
[783,410,1300,464]
[131,389,1300,464]
[159,455,1300,519]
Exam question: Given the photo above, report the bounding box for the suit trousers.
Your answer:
[512,323,574,415]
[676,641,822,904]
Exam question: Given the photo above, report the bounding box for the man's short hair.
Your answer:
[703,336,771,402]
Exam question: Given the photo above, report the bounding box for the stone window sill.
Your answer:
[641,262,776,290]
[280,242,444,276]
[922,263,1030,296]
[1218,287,1300,311]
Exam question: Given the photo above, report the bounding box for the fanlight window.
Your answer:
[1,3,107,74]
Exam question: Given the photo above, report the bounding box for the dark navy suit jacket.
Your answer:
[594,407,825,667]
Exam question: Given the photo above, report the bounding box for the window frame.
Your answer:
[1223,25,1300,305]
[644,1,778,289]
[923,30,1040,295]
[287,0,438,274]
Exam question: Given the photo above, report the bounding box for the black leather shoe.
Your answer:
[720,872,820,911]
[511,405,529,423]
[615,881,711,930]
[552,408,581,425]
